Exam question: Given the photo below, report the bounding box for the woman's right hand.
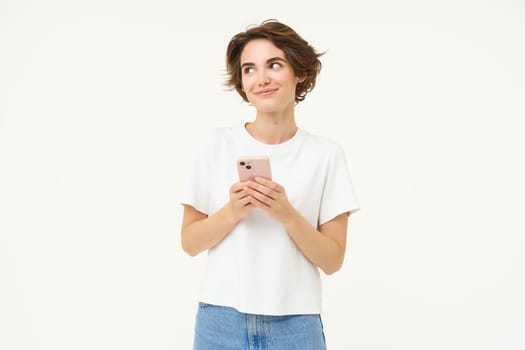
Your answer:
[228,181,255,223]
[181,181,256,256]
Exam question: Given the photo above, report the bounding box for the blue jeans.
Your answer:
[193,302,327,350]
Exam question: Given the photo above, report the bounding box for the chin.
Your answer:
[254,105,283,114]
[251,100,294,114]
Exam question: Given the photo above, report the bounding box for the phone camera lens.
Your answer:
[240,161,245,166]
[246,165,252,170]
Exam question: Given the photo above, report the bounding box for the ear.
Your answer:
[297,74,307,83]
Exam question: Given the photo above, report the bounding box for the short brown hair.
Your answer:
[225,19,324,104]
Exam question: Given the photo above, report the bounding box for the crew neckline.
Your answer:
[238,123,306,155]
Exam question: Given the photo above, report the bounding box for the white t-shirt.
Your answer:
[180,125,360,315]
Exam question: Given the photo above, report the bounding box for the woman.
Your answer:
[180,19,359,350]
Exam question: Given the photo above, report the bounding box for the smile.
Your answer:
[255,88,278,96]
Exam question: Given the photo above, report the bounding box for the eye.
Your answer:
[270,62,282,69]
[243,67,255,74]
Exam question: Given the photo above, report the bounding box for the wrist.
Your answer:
[282,208,301,230]
[223,203,241,227]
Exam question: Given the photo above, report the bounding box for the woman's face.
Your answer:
[240,39,302,114]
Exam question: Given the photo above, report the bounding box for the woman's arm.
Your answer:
[244,177,349,275]
[181,181,255,256]
[284,211,348,275]
[181,205,235,256]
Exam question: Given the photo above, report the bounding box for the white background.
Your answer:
[1,0,524,349]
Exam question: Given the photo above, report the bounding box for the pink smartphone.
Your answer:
[237,156,272,181]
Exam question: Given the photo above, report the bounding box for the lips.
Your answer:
[255,88,278,96]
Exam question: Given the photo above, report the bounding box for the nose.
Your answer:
[257,70,270,86]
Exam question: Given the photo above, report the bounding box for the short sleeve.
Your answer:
[179,133,213,215]
[318,145,360,225]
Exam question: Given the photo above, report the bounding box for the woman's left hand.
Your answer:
[243,177,296,224]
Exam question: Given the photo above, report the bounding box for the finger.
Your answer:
[247,181,275,199]
[232,190,250,201]
[254,177,282,192]
[245,187,272,206]
[230,181,250,193]
[241,195,255,207]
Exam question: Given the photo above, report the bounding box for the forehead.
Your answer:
[240,39,286,64]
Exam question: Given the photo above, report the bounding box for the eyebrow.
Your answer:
[241,57,286,69]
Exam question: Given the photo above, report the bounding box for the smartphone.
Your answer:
[237,156,272,181]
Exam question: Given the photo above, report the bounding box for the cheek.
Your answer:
[241,75,253,90]
[240,82,248,94]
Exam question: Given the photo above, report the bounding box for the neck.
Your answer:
[248,106,297,144]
